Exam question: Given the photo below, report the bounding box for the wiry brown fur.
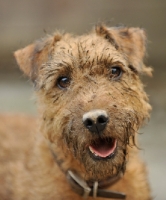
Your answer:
[0,24,152,199]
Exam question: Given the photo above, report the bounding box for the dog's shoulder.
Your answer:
[0,113,37,161]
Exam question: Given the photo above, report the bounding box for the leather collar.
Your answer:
[49,145,126,199]
[67,170,126,199]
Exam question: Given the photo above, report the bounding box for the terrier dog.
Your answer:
[0,24,152,200]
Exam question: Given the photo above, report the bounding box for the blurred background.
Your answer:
[0,0,165,199]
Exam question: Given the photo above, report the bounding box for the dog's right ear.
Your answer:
[14,34,62,82]
[95,24,152,76]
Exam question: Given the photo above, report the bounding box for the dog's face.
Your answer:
[14,25,151,181]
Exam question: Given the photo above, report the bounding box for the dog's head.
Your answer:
[14,24,152,181]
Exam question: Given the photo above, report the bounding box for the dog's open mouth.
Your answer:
[89,137,117,159]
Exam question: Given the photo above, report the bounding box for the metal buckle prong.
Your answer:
[93,181,99,198]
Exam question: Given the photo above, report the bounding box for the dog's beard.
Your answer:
[62,111,138,181]
[79,143,127,181]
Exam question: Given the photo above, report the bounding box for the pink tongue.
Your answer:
[89,139,117,158]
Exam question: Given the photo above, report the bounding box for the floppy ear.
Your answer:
[96,24,152,76]
[14,34,62,82]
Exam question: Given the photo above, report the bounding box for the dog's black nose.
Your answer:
[83,110,108,133]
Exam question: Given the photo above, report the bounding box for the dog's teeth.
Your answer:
[89,146,98,157]
[89,146,94,153]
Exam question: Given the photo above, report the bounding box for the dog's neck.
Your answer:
[49,144,126,199]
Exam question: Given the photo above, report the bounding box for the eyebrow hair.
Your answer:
[128,65,138,74]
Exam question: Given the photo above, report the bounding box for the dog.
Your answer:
[0,24,152,200]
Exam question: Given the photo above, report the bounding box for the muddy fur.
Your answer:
[0,24,152,199]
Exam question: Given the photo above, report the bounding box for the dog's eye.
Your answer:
[110,66,122,80]
[57,77,70,89]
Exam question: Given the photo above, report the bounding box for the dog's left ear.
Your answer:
[14,34,62,82]
[96,24,152,76]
